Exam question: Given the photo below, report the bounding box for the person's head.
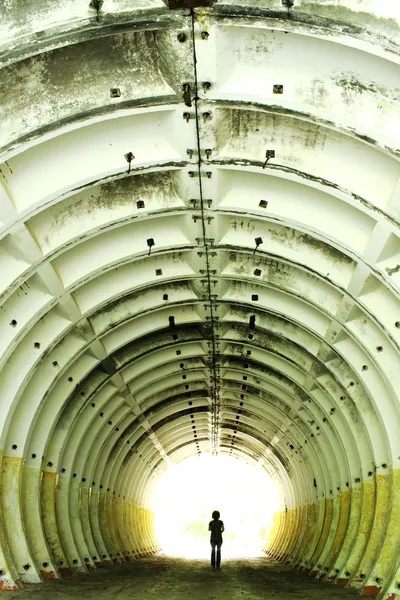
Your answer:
[212,510,220,520]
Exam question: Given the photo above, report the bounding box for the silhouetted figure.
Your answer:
[209,510,224,568]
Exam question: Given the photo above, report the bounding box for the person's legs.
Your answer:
[211,543,216,567]
[216,543,221,567]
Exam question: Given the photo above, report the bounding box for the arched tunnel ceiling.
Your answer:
[1,0,400,597]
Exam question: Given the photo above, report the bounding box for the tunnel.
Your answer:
[0,0,400,597]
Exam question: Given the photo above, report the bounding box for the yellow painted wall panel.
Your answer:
[0,450,20,590]
[288,507,303,557]
[105,495,122,560]
[308,499,333,569]
[2,456,41,583]
[128,503,140,556]
[88,489,109,562]
[352,475,390,586]
[264,511,280,553]
[114,498,128,556]
[363,469,400,592]
[333,487,361,573]
[277,510,293,558]
[295,504,314,564]
[304,501,325,567]
[22,464,56,579]
[290,504,310,565]
[98,492,114,557]
[344,481,375,574]
[111,498,125,558]
[326,491,350,564]
[322,492,350,569]
[41,471,65,567]
[274,511,287,557]
[267,511,283,556]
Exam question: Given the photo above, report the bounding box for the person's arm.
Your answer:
[220,521,225,533]
[208,522,212,531]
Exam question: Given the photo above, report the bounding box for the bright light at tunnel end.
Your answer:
[151,454,280,559]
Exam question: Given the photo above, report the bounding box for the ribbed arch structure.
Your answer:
[0,0,400,597]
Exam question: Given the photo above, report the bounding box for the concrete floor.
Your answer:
[8,555,359,599]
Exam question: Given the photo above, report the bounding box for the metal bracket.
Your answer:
[183,83,193,107]
[89,0,103,21]
[188,171,212,179]
[124,152,135,173]
[190,199,212,208]
[263,149,275,168]
[183,112,195,123]
[187,149,213,159]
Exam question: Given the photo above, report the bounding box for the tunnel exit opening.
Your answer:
[151,454,280,559]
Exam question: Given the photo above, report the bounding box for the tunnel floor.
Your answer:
[7,555,359,599]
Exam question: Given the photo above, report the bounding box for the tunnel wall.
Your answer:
[0,435,160,588]
[265,477,398,595]
[0,1,400,599]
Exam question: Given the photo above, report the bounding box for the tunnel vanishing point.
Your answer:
[0,0,400,597]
